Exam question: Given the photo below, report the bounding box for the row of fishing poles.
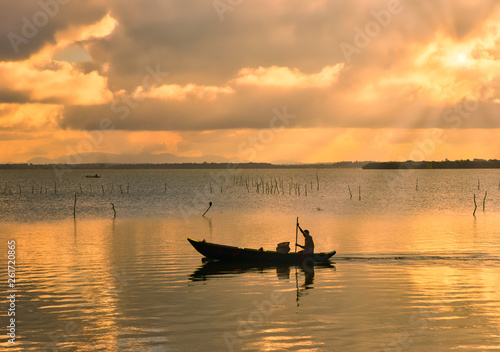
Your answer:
[0,182,131,196]
[232,174,320,196]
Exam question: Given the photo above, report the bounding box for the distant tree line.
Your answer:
[0,161,369,170]
[362,159,500,169]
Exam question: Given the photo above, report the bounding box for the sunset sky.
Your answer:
[2,0,500,164]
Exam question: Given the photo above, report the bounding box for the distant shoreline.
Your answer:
[0,161,368,170]
[363,160,500,169]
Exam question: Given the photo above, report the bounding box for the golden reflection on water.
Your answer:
[1,208,500,351]
[15,219,121,350]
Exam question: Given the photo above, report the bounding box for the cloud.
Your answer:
[232,64,344,88]
[3,0,500,163]
[133,84,234,101]
[0,60,112,105]
[0,0,109,60]
[0,103,61,131]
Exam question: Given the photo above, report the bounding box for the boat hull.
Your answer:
[187,238,336,263]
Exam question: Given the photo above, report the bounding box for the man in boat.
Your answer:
[296,224,314,254]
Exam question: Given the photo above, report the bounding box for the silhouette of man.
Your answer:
[297,224,314,254]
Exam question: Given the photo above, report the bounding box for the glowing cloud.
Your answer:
[232,64,345,88]
[0,60,112,105]
[133,84,234,101]
[55,13,118,45]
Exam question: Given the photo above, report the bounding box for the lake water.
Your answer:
[0,168,499,351]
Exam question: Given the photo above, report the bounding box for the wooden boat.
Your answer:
[188,238,336,263]
[85,174,101,178]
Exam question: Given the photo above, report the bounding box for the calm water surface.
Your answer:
[0,168,499,351]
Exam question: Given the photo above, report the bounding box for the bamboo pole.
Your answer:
[295,217,299,253]
[111,203,116,219]
[348,185,352,199]
[73,193,77,218]
[483,191,487,211]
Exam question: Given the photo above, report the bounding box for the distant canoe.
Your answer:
[188,238,336,263]
[85,174,101,178]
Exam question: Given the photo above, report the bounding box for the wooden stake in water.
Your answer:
[348,185,352,199]
[483,191,487,211]
[111,203,116,219]
[316,171,320,191]
[73,193,77,218]
[202,202,213,217]
[358,185,361,201]
[473,193,477,216]
[416,178,418,191]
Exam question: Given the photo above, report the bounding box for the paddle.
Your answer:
[295,216,299,306]
[202,202,212,217]
[295,216,299,253]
